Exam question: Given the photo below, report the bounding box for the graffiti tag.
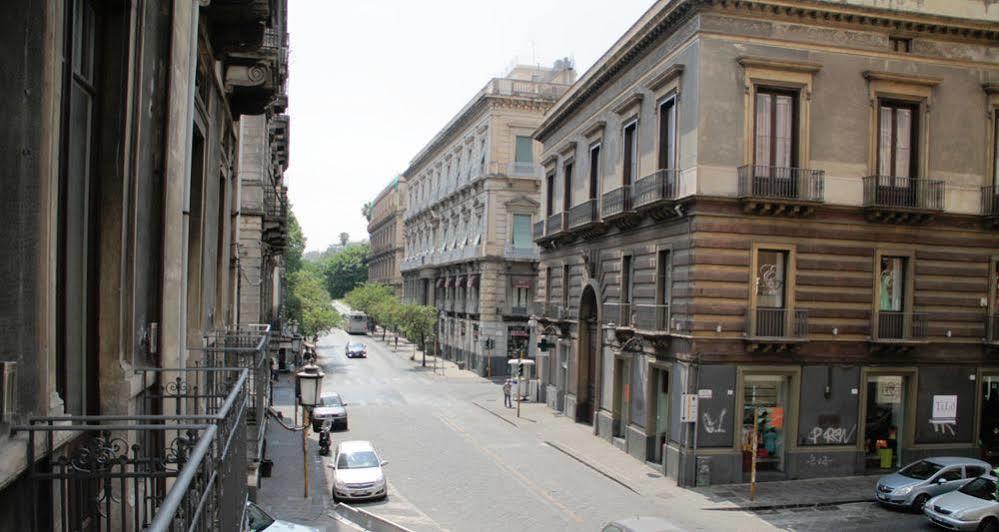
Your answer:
[702,409,727,434]
[806,425,856,445]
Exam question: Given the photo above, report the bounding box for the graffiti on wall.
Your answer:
[702,409,727,434]
[806,424,856,445]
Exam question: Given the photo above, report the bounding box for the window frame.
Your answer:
[752,87,800,169]
[748,243,797,337]
[588,142,601,201]
[562,159,573,213]
[622,119,639,187]
[876,99,920,179]
[657,94,678,171]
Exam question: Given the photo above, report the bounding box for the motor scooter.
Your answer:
[318,420,332,456]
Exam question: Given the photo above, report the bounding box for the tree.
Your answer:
[361,202,373,222]
[286,210,306,276]
[344,282,394,315]
[339,232,350,246]
[288,268,341,340]
[397,304,438,365]
[322,244,369,298]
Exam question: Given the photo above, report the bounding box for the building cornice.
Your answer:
[535,0,999,142]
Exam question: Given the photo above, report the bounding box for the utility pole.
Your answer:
[302,407,310,498]
[516,348,524,418]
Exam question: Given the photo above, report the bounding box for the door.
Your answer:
[653,369,669,463]
[928,467,965,497]
[865,375,905,470]
[742,375,789,478]
[980,376,999,465]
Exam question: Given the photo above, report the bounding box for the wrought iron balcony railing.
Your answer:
[749,308,809,338]
[634,169,679,208]
[602,302,633,327]
[568,199,599,229]
[546,212,566,235]
[862,176,944,211]
[15,367,250,532]
[504,243,540,260]
[263,185,288,221]
[737,166,824,202]
[873,311,929,341]
[533,220,545,240]
[633,304,670,331]
[601,186,633,218]
[982,185,999,217]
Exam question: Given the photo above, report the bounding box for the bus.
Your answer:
[345,311,369,335]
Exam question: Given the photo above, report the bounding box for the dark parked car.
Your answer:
[345,341,367,358]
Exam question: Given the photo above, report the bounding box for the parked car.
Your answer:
[244,501,320,531]
[601,516,681,532]
[923,474,999,531]
[330,440,388,502]
[875,457,991,510]
[345,341,367,358]
[311,393,348,431]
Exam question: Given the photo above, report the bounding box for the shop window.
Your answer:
[980,376,999,463]
[865,375,905,470]
[742,375,788,476]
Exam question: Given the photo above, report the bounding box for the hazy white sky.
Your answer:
[285,0,655,252]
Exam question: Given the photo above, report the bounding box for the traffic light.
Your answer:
[536,338,551,352]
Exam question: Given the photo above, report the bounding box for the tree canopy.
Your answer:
[322,244,369,299]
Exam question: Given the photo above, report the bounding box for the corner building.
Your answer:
[532,0,999,486]
[402,63,575,376]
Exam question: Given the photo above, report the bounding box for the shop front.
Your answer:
[864,374,907,471]
[741,374,790,481]
[980,373,999,465]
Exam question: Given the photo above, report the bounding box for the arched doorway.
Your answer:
[576,285,599,424]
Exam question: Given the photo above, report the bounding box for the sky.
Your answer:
[286,0,656,252]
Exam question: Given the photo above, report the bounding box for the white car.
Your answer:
[244,501,320,531]
[330,440,388,502]
[923,474,999,531]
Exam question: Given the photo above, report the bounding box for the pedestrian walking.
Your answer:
[503,379,512,408]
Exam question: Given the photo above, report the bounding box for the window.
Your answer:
[621,255,633,325]
[754,88,797,169]
[993,115,999,186]
[889,36,911,53]
[512,282,530,310]
[515,135,534,163]
[656,250,671,329]
[480,138,487,173]
[939,468,963,482]
[658,97,677,170]
[562,161,573,212]
[755,250,787,309]
[545,267,552,305]
[545,172,555,217]
[879,256,907,312]
[966,465,987,478]
[589,144,600,200]
[877,100,919,178]
[623,122,638,185]
[511,214,531,249]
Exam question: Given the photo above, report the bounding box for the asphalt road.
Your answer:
[310,328,932,532]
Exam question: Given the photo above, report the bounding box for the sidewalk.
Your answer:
[369,326,478,380]
[255,373,361,531]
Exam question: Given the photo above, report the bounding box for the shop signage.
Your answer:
[681,394,698,423]
[697,389,713,399]
[932,395,958,422]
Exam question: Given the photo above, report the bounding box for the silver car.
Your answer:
[875,457,991,510]
[311,393,347,431]
[923,475,999,531]
[330,440,388,502]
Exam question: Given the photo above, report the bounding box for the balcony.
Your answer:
[632,304,670,333]
[14,366,250,531]
[745,308,809,352]
[263,185,288,249]
[504,243,540,261]
[981,185,999,228]
[738,166,824,216]
[507,162,544,178]
[602,302,633,327]
[870,311,929,353]
[546,212,567,237]
[567,199,606,239]
[533,220,545,242]
[862,176,944,224]
[634,169,680,220]
[507,306,530,317]
[601,186,639,228]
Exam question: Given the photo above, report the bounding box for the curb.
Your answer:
[334,503,416,532]
[705,497,876,512]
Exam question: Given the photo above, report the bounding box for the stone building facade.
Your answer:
[402,63,575,376]
[367,176,407,295]
[0,0,291,528]
[533,0,999,486]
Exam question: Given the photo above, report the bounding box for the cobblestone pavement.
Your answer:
[256,326,941,531]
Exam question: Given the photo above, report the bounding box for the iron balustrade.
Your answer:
[737,165,824,202]
[568,199,599,229]
[504,243,539,261]
[507,162,543,178]
[632,304,670,331]
[602,302,633,327]
[601,186,633,218]
[508,306,529,316]
[546,213,566,235]
[750,308,809,338]
[873,311,929,340]
[263,185,288,220]
[14,367,249,532]
[982,185,999,217]
[633,169,679,208]
[533,220,545,240]
[862,176,944,211]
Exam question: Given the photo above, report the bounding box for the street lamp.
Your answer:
[296,363,324,498]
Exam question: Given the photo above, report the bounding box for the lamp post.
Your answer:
[296,362,324,499]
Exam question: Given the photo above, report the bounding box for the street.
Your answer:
[256,327,937,532]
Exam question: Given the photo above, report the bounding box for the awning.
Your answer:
[511,278,533,289]
[469,275,480,288]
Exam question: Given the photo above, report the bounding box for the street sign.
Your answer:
[680,394,698,423]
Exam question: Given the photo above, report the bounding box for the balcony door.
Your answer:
[753,88,798,195]
[755,250,788,337]
[878,256,907,339]
[589,144,600,201]
[876,100,920,206]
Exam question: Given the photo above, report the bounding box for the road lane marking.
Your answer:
[434,414,584,524]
